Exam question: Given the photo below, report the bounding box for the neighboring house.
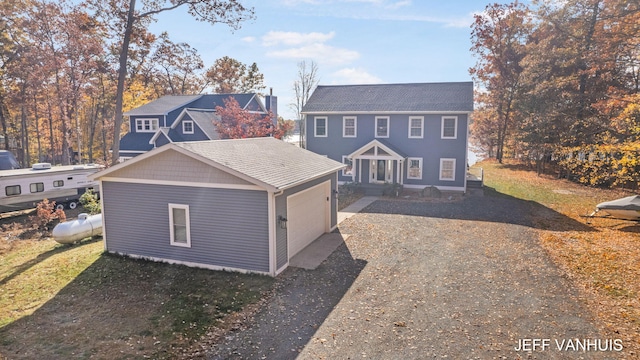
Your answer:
[119,93,277,161]
[90,137,344,276]
[302,82,473,192]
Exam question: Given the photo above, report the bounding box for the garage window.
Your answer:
[169,204,191,248]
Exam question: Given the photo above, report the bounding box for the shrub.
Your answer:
[30,199,66,231]
[79,189,101,214]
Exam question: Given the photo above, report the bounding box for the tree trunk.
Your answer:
[111,0,136,165]
[33,93,42,162]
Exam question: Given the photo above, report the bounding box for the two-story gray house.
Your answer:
[302,82,473,192]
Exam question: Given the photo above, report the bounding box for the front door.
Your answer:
[371,159,388,183]
[376,160,386,182]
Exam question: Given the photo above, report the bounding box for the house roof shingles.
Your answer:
[183,109,220,140]
[301,82,474,113]
[124,95,203,116]
[173,138,344,190]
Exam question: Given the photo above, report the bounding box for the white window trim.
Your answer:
[439,158,456,181]
[408,116,424,139]
[342,116,357,138]
[135,118,159,133]
[441,116,458,139]
[407,157,423,180]
[169,203,191,248]
[341,156,354,177]
[375,116,389,138]
[314,117,328,137]
[182,120,194,134]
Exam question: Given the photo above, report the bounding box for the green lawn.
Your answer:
[0,237,274,359]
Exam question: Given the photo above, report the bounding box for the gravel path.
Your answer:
[207,196,611,359]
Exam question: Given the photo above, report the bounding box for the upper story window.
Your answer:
[182,120,194,134]
[441,116,458,139]
[375,116,389,138]
[343,116,357,138]
[314,117,327,137]
[136,118,159,133]
[409,117,424,139]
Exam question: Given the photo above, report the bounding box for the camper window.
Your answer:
[30,182,44,193]
[5,185,20,196]
[53,180,64,187]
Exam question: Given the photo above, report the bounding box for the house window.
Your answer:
[169,204,191,248]
[5,185,20,196]
[409,117,424,138]
[314,117,327,137]
[407,158,423,180]
[30,182,44,193]
[182,120,194,134]
[343,116,357,137]
[375,116,389,138]
[439,158,456,181]
[135,118,159,133]
[53,180,64,187]
[342,156,353,177]
[441,116,458,139]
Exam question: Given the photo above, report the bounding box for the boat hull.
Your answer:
[599,209,640,221]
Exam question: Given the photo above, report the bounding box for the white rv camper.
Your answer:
[0,163,103,213]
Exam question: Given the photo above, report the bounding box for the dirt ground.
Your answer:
[205,195,623,359]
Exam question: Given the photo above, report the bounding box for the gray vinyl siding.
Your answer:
[306,113,468,188]
[102,181,270,272]
[274,173,337,269]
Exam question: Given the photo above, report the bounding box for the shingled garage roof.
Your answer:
[173,138,345,191]
[94,137,345,192]
[301,82,474,113]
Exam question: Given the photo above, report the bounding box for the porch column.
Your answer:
[399,160,404,185]
[351,157,356,183]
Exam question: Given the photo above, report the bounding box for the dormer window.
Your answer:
[136,118,159,133]
[182,120,194,134]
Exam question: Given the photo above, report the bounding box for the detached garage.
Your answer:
[90,137,344,276]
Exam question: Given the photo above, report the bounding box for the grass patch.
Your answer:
[478,159,640,354]
[0,237,274,359]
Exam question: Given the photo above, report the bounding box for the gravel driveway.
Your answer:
[208,195,611,359]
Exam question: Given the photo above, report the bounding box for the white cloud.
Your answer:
[267,43,359,65]
[262,31,335,47]
[241,36,256,43]
[331,68,382,84]
[262,30,359,65]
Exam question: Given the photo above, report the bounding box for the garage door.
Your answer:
[287,181,329,258]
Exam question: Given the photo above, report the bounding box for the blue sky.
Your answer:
[150,0,490,119]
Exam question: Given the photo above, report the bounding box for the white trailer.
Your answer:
[0,163,103,213]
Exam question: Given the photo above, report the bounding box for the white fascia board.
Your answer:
[98,176,266,191]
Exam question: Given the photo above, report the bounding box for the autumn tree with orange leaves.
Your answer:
[213,97,291,140]
[470,0,640,187]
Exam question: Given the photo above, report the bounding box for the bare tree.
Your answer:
[291,60,318,148]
